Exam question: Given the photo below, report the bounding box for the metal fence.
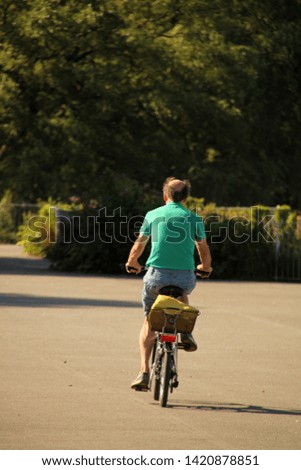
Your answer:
[0,203,39,242]
[275,226,301,282]
[10,203,39,229]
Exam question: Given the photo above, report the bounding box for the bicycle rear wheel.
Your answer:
[152,338,161,401]
[153,373,161,401]
[160,347,172,407]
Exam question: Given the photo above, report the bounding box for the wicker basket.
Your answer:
[148,308,199,333]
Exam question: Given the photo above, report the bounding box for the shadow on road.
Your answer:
[167,401,301,416]
[0,293,141,309]
[0,254,52,275]
[0,253,121,279]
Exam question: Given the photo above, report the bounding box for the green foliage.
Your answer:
[0,1,301,207]
[16,197,299,280]
[188,200,299,280]
[16,198,82,256]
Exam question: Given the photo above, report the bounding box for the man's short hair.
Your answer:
[163,177,191,202]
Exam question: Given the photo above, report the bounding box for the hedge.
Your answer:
[16,197,300,280]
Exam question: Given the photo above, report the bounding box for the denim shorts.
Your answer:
[142,267,196,316]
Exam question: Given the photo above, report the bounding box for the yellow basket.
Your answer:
[148,295,200,333]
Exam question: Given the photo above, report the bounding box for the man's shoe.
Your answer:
[131,372,149,391]
[180,333,197,352]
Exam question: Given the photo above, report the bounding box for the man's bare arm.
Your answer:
[126,234,150,273]
[195,239,212,272]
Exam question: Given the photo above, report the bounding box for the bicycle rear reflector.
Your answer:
[160,334,177,342]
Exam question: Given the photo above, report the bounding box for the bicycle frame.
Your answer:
[149,313,180,407]
[126,264,208,404]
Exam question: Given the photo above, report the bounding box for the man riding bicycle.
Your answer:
[126,177,212,390]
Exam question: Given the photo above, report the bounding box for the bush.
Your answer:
[16,193,300,280]
[189,198,299,281]
[16,199,82,257]
[46,205,151,274]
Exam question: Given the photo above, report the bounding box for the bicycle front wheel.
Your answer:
[160,348,172,407]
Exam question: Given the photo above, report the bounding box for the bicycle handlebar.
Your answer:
[126,266,141,274]
[126,265,212,279]
[195,268,212,279]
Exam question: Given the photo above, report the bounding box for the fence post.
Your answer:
[275,218,280,282]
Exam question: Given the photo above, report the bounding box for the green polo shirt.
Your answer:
[140,202,206,270]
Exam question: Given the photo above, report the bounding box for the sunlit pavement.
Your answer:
[0,244,300,450]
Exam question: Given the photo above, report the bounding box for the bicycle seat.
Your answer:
[159,285,184,298]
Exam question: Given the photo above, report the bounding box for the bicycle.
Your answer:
[127,266,211,407]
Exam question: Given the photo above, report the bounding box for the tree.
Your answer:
[0,0,300,207]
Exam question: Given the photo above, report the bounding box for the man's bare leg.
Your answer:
[178,293,197,351]
[179,293,189,304]
[139,317,156,373]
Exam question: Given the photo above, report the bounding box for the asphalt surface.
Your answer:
[0,244,300,450]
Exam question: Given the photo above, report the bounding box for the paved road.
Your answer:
[0,245,300,450]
